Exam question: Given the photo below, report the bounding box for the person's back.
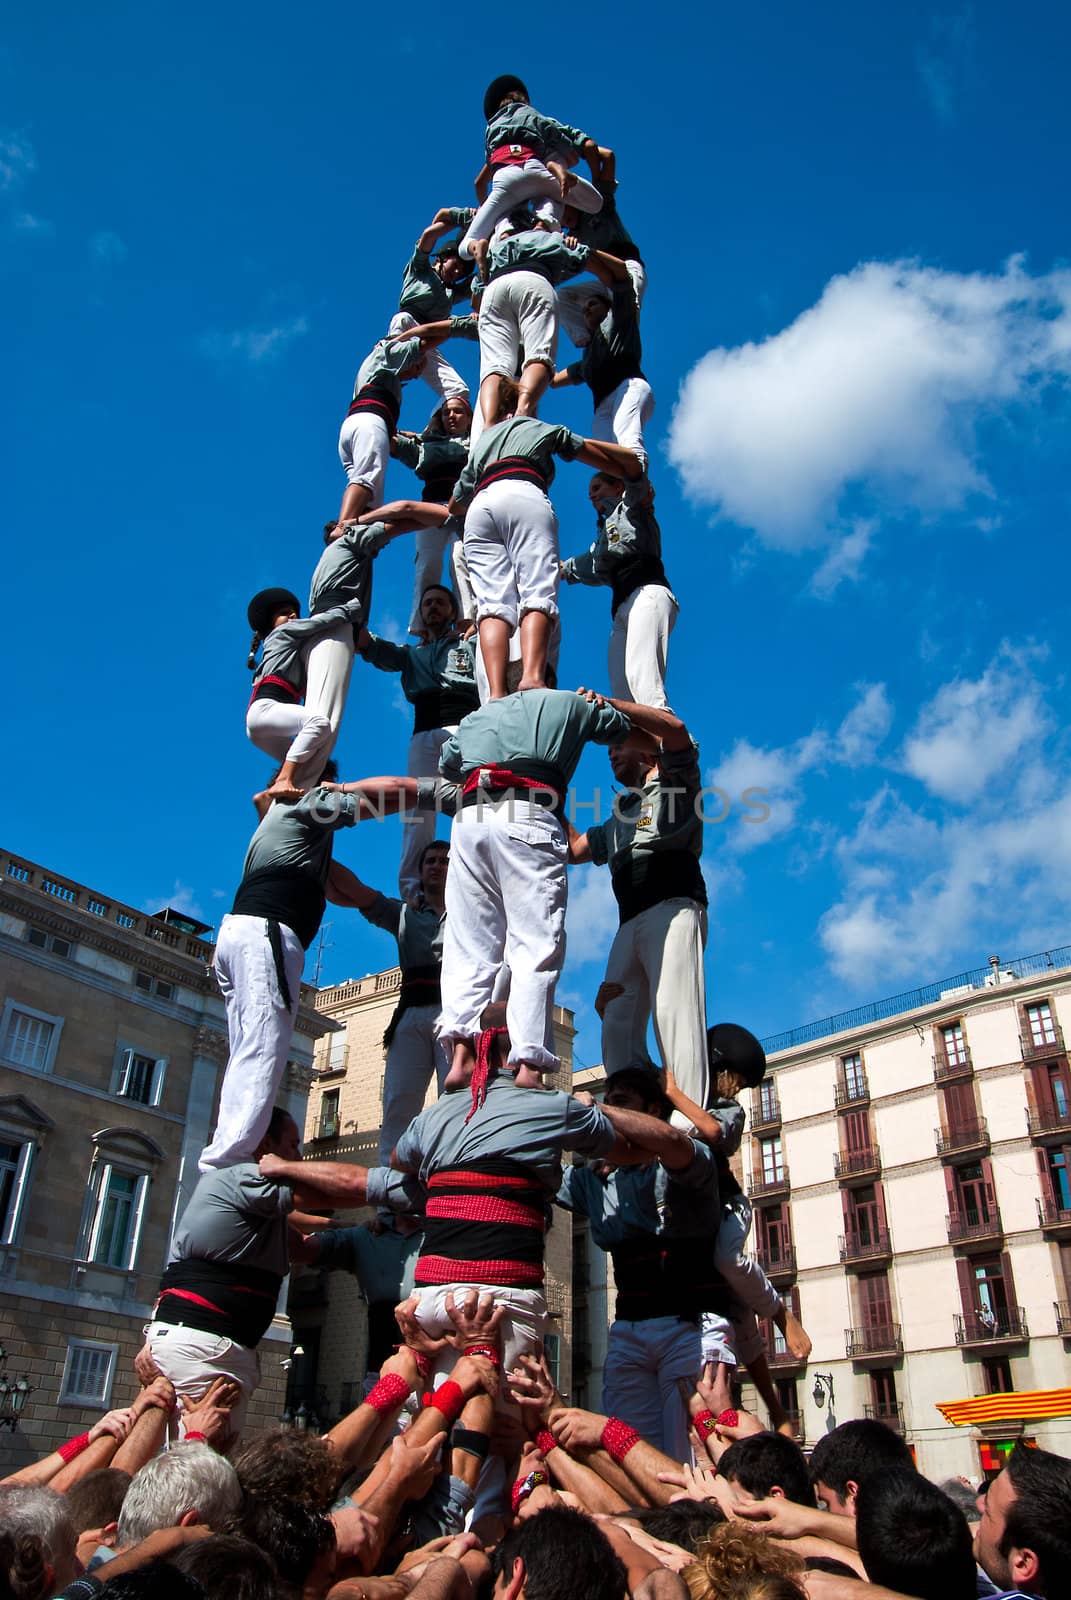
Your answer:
[855,1467,976,1600]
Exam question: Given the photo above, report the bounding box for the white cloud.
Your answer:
[142,880,207,922]
[12,211,52,235]
[808,519,874,598]
[0,132,35,191]
[89,229,126,264]
[900,647,1050,803]
[565,866,619,964]
[200,315,309,365]
[835,683,894,766]
[668,257,1071,547]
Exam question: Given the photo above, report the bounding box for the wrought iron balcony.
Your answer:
[954,1307,1028,1346]
[752,1092,782,1132]
[845,1323,903,1361]
[1037,1195,1071,1236]
[1054,1300,1071,1337]
[863,1401,905,1433]
[1026,1105,1071,1142]
[834,1144,881,1182]
[752,1170,791,1199]
[933,1049,973,1084]
[839,1228,892,1267]
[834,1079,870,1109]
[946,1207,1003,1248]
[755,1244,796,1283]
[1020,1033,1065,1062]
[935,1118,990,1159]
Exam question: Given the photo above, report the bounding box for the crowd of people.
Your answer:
[4,71,1071,1600]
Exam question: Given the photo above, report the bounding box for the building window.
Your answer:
[135,972,174,1001]
[59,1341,118,1407]
[760,1136,785,1184]
[326,1032,347,1073]
[112,1048,166,1107]
[0,1138,34,1245]
[84,1164,149,1270]
[1026,1002,1057,1048]
[842,1052,867,1098]
[543,1333,561,1388]
[318,1089,341,1141]
[758,1080,779,1123]
[1047,1150,1071,1211]
[775,1377,799,1425]
[941,1023,968,1066]
[26,927,74,959]
[0,1002,62,1074]
[982,1356,1013,1394]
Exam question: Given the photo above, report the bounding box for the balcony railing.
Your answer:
[933,1049,973,1083]
[1055,1301,1071,1337]
[955,1307,1028,1346]
[1037,1195,1071,1234]
[752,1170,791,1198]
[864,1401,905,1433]
[1026,1106,1071,1141]
[755,1245,796,1282]
[946,1208,1003,1247]
[839,1228,892,1266]
[1020,1033,1065,1062]
[935,1118,990,1158]
[846,1323,903,1360]
[766,1341,806,1371]
[752,1094,782,1132]
[834,1079,870,1109]
[834,1145,881,1181]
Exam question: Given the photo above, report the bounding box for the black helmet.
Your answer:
[247,587,300,636]
[707,1022,767,1087]
[484,74,529,120]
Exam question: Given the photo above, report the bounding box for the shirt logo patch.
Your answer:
[635,810,653,830]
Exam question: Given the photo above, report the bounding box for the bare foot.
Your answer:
[513,1065,544,1089]
[516,676,546,692]
[266,779,306,801]
[444,1039,475,1092]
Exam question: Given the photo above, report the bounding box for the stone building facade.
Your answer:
[0,849,331,1471]
[288,967,579,1423]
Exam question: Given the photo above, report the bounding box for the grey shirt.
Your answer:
[361,631,478,704]
[353,334,424,401]
[253,604,363,695]
[587,741,705,869]
[240,787,360,886]
[168,1164,294,1279]
[566,280,644,408]
[398,210,475,322]
[438,688,631,790]
[560,475,670,614]
[486,229,591,286]
[309,521,397,618]
[394,1075,617,1194]
[556,1138,721,1246]
[391,434,469,496]
[484,103,589,163]
[360,890,447,973]
[314,1223,423,1303]
[453,417,587,510]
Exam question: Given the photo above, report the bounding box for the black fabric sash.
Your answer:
[411,686,479,734]
[610,849,706,926]
[157,1258,282,1348]
[232,866,325,952]
[383,964,442,1049]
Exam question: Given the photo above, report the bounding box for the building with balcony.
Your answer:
[0,849,332,1470]
[746,946,1071,1479]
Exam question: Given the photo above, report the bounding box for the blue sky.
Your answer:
[5,1,1070,1074]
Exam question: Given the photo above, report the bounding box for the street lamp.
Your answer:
[0,1345,34,1431]
[812,1373,835,1411]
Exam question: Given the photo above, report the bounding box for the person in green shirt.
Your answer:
[389,207,477,405]
[391,393,475,632]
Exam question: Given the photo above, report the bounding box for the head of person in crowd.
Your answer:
[417,585,459,642]
[938,1475,983,1525]
[708,1022,767,1102]
[973,1440,1071,1595]
[115,1442,241,1549]
[854,1467,975,1600]
[492,1505,627,1600]
[429,394,473,439]
[254,1106,302,1164]
[0,1486,79,1597]
[623,1499,725,1555]
[418,837,451,902]
[582,285,612,335]
[246,586,301,669]
[64,1466,132,1567]
[603,1065,672,1121]
[229,1499,337,1600]
[490,376,521,425]
[232,1429,342,1516]
[684,1521,805,1600]
[171,1533,280,1600]
[607,720,664,789]
[588,470,624,521]
[434,241,472,290]
[807,1417,915,1515]
[718,1433,816,1508]
[484,74,530,120]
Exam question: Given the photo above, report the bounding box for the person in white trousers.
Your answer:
[560,471,678,710]
[337,332,427,529]
[391,205,477,404]
[567,694,710,1117]
[391,395,475,633]
[551,276,654,469]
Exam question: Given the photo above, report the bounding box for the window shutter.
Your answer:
[943,1163,960,1221]
[86,1162,111,1260]
[150,1059,167,1107]
[955,1255,976,1314]
[127,1174,149,1270]
[1031,1065,1055,1116]
[875,1182,889,1230]
[998,1249,1018,1312]
[117,1048,134,1097]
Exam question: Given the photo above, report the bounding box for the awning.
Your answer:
[936,1388,1071,1426]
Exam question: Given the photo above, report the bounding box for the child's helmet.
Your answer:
[707,1022,767,1087]
[247,587,301,635]
[484,75,529,120]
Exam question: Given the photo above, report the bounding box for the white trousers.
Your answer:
[592,375,655,472]
[389,312,469,402]
[439,800,567,1070]
[608,584,679,709]
[409,528,475,635]
[601,897,709,1111]
[714,1195,782,1366]
[246,698,333,776]
[415,1284,547,1388]
[379,1004,450,1165]
[338,412,389,502]
[604,1317,703,1462]
[399,726,456,900]
[460,161,602,256]
[478,273,558,382]
[301,620,354,779]
[463,479,559,630]
[146,1321,260,1441]
[558,261,648,348]
[200,914,304,1171]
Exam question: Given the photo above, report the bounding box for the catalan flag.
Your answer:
[936,1389,1071,1426]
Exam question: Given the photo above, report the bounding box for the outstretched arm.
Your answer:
[587,249,629,286]
[356,498,452,529]
[574,439,644,480]
[577,688,690,752]
[417,209,460,254]
[325,861,380,911]
[564,817,592,864]
[597,1104,700,1172]
[321,775,419,818]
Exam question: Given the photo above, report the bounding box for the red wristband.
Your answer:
[429,1379,465,1426]
[511,1467,549,1514]
[536,1428,558,1455]
[58,1432,91,1463]
[601,1416,639,1463]
[411,1350,432,1382]
[184,1430,208,1443]
[463,1344,501,1367]
[693,1409,717,1439]
[365,1372,411,1414]
[717,1408,740,1428]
